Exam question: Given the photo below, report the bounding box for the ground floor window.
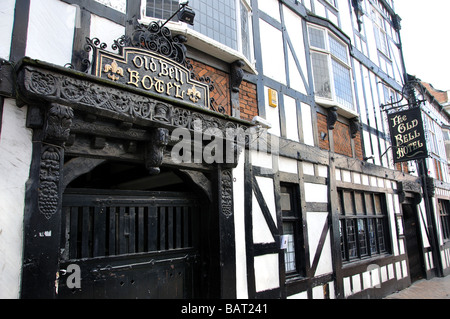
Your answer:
[338,189,390,263]
[280,183,305,278]
[438,199,450,241]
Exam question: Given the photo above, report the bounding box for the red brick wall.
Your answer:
[189,60,258,121]
[317,113,330,151]
[190,60,231,115]
[334,121,352,157]
[317,113,364,160]
[239,81,258,121]
[354,131,363,161]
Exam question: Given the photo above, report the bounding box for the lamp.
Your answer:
[161,1,195,28]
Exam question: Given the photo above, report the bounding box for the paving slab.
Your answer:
[385,276,450,299]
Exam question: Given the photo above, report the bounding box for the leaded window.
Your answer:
[281,183,305,278]
[143,0,253,61]
[438,200,450,241]
[308,25,355,112]
[338,189,390,262]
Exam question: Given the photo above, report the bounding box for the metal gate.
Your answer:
[58,190,200,299]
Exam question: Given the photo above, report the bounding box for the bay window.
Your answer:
[308,25,356,114]
[142,0,254,62]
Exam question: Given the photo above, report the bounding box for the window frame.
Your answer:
[438,200,450,242]
[139,0,255,64]
[280,183,306,280]
[307,24,357,117]
[338,189,391,264]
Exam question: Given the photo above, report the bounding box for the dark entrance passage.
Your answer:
[402,204,425,283]
[58,161,217,299]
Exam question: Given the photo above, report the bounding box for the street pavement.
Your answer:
[384,275,450,299]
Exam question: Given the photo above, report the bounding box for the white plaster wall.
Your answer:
[307,212,333,276]
[264,87,281,137]
[259,19,286,85]
[283,5,308,95]
[304,183,328,203]
[300,103,314,146]
[90,14,125,49]
[252,176,277,244]
[0,100,33,298]
[0,0,16,60]
[257,0,281,22]
[278,157,297,174]
[254,254,279,292]
[284,95,299,142]
[26,0,77,66]
[94,0,126,13]
[233,151,248,298]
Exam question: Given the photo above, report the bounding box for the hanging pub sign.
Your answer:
[94,47,211,110]
[388,107,428,163]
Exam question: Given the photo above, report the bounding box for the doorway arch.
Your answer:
[58,159,219,299]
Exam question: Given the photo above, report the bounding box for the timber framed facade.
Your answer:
[0,0,449,299]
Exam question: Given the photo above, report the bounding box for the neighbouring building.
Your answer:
[0,0,449,299]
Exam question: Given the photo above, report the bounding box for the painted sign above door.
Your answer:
[95,47,210,110]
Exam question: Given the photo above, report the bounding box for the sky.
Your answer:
[394,0,450,91]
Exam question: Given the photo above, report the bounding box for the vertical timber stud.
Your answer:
[21,103,73,299]
[217,167,237,298]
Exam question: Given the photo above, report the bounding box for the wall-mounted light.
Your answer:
[161,1,195,28]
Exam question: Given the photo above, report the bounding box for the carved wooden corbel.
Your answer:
[145,128,169,175]
[39,103,73,220]
[350,117,361,139]
[230,60,244,93]
[327,107,338,130]
[44,103,74,145]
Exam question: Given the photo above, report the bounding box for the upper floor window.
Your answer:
[143,0,253,61]
[95,0,126,13]
[371,6,390,58]
[308,25,356,114]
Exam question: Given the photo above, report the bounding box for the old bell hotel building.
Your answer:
[0,0,449,299]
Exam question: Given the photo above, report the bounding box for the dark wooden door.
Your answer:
[402,204,425,283]
[58,190,200,299]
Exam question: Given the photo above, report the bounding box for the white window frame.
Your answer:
[371,6,391,59]
[236,0,254,63]
[308,24,357,117]
[138,0,256,73]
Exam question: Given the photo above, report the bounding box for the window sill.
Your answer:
[315,97,359,118]
[138,18,258,75]
[342,253,391,268]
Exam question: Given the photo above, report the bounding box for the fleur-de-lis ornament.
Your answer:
[188,85,202,103]
[104,60,124,81]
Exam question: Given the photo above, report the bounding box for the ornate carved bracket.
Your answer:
[230,60,244,93]
[145,128,169,175]
[38,103,73,220]
[221,170,233,219]
[44,103,74,144]
[350,117,360,139]
[327,107,338,130]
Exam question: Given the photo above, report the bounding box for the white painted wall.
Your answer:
[284,95,299,142]
[254,253,280,292]
[90,14,125,49]
[0,0,16,60]
[259,19,286,85]
[26,0,77,66]
[233,151,248,298]
[0,100,33,298]
[300,103,314,146]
